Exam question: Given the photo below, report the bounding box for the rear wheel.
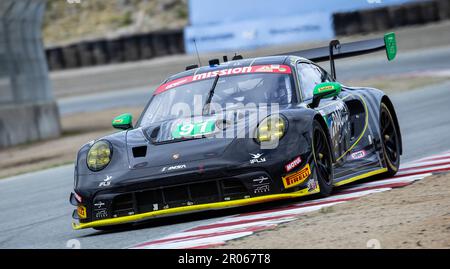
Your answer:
[380,103,400,177]
[312,120,334,196]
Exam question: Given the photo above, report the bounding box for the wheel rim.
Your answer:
[380,107,399,165]
[313,128,332,185]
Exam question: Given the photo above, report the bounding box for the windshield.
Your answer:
[140,67,295,126]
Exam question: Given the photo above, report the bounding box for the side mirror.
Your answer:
[112,113,133,130]
[310,82,342,108]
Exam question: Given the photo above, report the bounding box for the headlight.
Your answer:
[255,115,287,143]
[87,140,112,171]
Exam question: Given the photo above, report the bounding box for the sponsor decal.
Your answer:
[161,164,187,172]
[351,150,366,160]
[307,178,318,192]
[166,78,188,90]
[252,176,271,194]
[172,120,216,139]
[154,65,292,95]
[317,85,334,92]
[250,153,266,164]
[77,205,87,219]
[254,185,270,194]
[98,175,112,187]
[94,201,106,209]
[95,210,108,219]
[321,101,350,156]
[285,156,302,172]
[282,163,311,189]
[252,176,269,184]
[93,201,108,219]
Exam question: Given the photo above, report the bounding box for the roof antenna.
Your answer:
[193,38,202,67]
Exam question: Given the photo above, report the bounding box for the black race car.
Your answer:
[70,33,402,230]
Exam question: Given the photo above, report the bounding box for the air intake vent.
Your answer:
[132,146,147,158]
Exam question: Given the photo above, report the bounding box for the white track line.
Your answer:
[397,163,450,176]
[342,174,430,192]
[131,151,449,249]
[410,152,450,163]
[217,189,388,224]
[400,158,450,169]
[138,217,297,245]
[136,232,255,249]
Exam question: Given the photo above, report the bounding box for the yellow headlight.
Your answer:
[87,141,112,171]
[255,115,287,143]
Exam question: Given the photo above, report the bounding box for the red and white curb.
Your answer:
[129,151,450,249]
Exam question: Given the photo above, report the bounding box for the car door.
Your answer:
[296,61,351,168]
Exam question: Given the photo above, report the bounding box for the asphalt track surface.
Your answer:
[1,47,450,249]
[57,45,450,115]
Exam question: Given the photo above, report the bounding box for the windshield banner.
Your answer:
[154,64,292,95]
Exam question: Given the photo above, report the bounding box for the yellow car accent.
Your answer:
[77,205,87,219]
[335,94,369,162]
[72,167,386,230]
[282,164,311,189]
[333,168,387,187]
[72,186,319,230]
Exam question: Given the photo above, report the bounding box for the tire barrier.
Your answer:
[45,30,185,71]
[333,0,450,36]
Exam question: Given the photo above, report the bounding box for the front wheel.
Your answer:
[312,120,334,196]
[380,103,401,177]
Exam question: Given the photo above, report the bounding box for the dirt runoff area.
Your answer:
[219,172,450,249]
[0,106,143,179]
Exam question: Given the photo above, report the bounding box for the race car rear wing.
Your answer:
[277,32,397,79]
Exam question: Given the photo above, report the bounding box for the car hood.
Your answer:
[125,110,264,169]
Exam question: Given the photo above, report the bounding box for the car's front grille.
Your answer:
[112,193,135,217]
[111,178,249,218]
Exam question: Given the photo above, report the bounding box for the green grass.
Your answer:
[43,0,188,46]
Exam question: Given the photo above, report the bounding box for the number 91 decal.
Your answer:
[172,120,216,139]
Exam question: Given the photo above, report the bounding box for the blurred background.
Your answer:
[0,0,449,178]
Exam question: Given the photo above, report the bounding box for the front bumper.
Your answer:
[72,153,318,230]
[72,184,318,230]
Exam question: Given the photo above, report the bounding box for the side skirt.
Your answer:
[333,167,387,187]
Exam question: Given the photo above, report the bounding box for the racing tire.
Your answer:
[312,120,334,196]
[380,102,401,177]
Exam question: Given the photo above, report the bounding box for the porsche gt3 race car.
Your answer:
[70,33,402,230]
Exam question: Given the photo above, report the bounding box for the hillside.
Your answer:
[43,0,188,46]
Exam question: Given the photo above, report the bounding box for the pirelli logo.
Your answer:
[282,164,311,189]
